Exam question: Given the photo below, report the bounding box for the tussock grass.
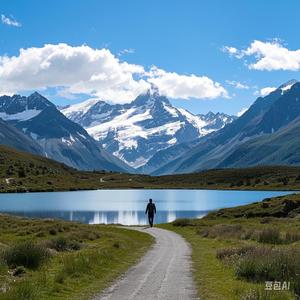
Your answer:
[234,247,300,296]
[0,214,153,300]
[2,241,50,269]
[172,218,195,227]
[258,228,282,244]
[162,193,300,299]
[48,237,81,252]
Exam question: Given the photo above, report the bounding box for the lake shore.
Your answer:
[0,193,299,299]
[2,164,300,194]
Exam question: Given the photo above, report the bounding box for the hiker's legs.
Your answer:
[148,214,154,227]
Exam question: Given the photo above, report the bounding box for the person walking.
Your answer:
[145,198,156,227]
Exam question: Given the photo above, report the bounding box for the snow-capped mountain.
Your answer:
[154,79,300,175]
[62,89,236,169]
[0,92,132,172]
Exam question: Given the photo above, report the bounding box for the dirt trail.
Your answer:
[94,227,197,300]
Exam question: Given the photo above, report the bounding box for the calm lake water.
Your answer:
[0,190,293,225]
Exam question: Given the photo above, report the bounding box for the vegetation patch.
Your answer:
[2,145,300,192]
[161,193,300,300]
[2,241,50,269]
[0,214,153,300]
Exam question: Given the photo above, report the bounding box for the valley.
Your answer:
[1,144,300,193]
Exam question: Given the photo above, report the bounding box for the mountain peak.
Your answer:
[278,79,298,91]
[30,91,43,97]
[132,88,170,107]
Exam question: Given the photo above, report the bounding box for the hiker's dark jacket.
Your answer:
[145,203,156,215]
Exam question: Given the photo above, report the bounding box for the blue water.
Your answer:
[0,190,293,225]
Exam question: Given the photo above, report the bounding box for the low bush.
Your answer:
[48,237,81,252]
[201,224,244,239]
[172,218,194,227]
[235,247,300,297]
[258,228,282,244]
[285,231,300,243]
[2,241,50,269]
[216,245,255,261]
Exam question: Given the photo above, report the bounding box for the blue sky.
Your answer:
[1,0,300,115]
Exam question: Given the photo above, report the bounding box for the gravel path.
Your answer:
[94,227,197,300]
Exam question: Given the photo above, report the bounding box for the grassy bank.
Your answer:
[2,145,300,192]
[161,193,300,300]
[0,214,153,300]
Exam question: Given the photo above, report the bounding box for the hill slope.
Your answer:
[1,145,300,192]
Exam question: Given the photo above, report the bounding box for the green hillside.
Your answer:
[1,144,300,192]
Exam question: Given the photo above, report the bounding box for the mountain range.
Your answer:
[153,79,300,175]
[0,93,132,173]
[1,79,300,175]
[62,89,236,171]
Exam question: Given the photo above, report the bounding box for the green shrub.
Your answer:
[216,245,255,261]
[285,231,300,243]
[48,228,57,235]
[235,246,300,297]
[49,237,81,252]
[172,218,193,227]
[2,241,50,269]
[201,224,243,239]
[258,228,282,244]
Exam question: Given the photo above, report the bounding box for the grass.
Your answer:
[2,241,50,269]
[2,144,300,192]
[161,193,300,300]
[0,214,153,300]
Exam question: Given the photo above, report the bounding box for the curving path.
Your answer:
[94,227,197,300]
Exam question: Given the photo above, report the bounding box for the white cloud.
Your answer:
[224,40,300,71]
[259,87,277,97]
[0,43,228,103]
[226,80,249,89]
[118,48,135,56]
[222,46,238,55]
[1,14,21,27]
[147,66,228,100]
[0,43,149,103]
[236,107,248,117]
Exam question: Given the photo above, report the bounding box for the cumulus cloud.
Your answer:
[258,87,277,97]
[223,40,300,71]
[1,14,21,27]
[222,46,238,55]
[0,43,228,103]
[225,80,249,89]
[147,66,228,100]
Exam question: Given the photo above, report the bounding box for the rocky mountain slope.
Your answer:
[154,80,300,174]
[0,93,132,172]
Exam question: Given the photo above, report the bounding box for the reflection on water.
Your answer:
[1,210,208,225]
[0,189,293,225]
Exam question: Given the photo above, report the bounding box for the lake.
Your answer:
[0,189,293,225]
